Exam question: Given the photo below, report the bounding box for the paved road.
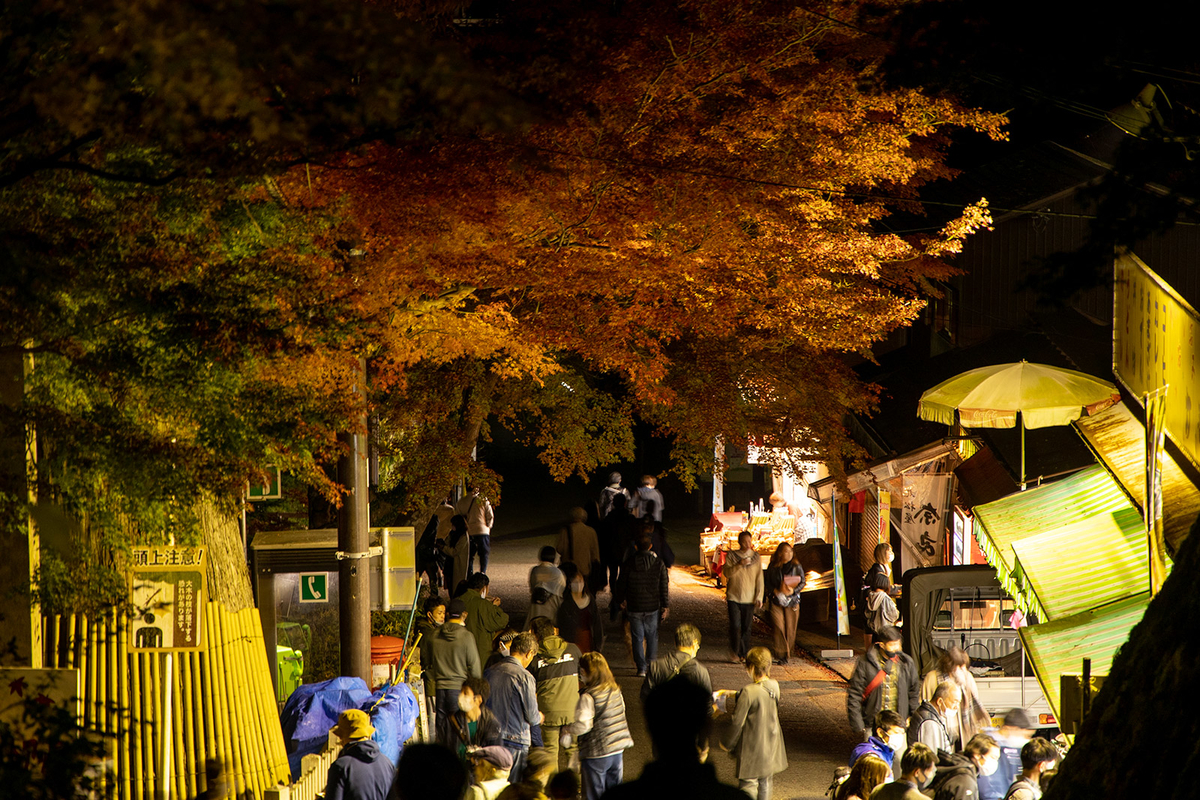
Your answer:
[479,525,858,800]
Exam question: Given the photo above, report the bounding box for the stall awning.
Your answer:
[973,464,1133,599]
[1020,592,1150,724]
[810,440,958,502]
[1074,402,1200,556]
[1010,507,1147,620]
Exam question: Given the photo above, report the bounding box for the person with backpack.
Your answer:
[526,546,566,629]
[846,627,920,745]
[719,647,788,799]
[864,572,899,644]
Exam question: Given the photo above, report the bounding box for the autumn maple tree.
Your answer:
[300,0,1005,512]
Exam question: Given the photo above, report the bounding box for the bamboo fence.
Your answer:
[44,603,291,799]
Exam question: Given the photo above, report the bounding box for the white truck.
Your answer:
[900,565,1056,732]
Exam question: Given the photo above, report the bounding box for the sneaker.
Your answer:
[636,670,647,678]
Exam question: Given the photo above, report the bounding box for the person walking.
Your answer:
[927,733,1002,800]
[526,546,566,629]
[429,598,483,746]
[763,542,805,665]
[847,627,921,746]
[462,573,511,665]
[976,709,1036,800]
[445,676,502,760]
[484,631,543,784]
[719,647,788,800]
[597,472,628,520]
[834,754,890,800]
[643,623,711,699]
[456,485,495,576]
[323,709,395,800]
[629,475,665,522]
[556,507,603,592]
[527,617,583,774]
[919,646,989,750]
[1003,738,1057,800]
[615,535,669,677]
[849,710,906,776]
[908,681,960,755]
[597,494,635,593]
[444,514,473,597]
[561,653,634,800]
[724,531,764,661]
[556,563,605,654]
[871,743,939,800]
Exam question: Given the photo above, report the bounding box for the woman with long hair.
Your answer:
[861,542,894,648]
[561,652,634,800]
[556,562,605,653]
[834,754,890,800]
[763,542,805,665]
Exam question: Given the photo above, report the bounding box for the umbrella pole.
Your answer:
[1020,414,1026,491]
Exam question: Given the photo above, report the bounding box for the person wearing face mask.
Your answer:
[907,681,960,755]
[557,563,605,654]
[847,627,920,746]
[926,733,1001,800]
[849,710,906,777]
[484,632,544,784]
[446,676,502,762]
[861,544,895,649]
[871,743,938,800]
[920,646,990,750]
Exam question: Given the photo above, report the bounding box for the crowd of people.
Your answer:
[325,474,1064,800]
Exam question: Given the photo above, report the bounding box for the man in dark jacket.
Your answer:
[528,617,582,772]
[643,623,711,701]
[484,631,543,783]
[446,676,502,761]
[429,598,482,745]
[615,536,670,677]
[908,681,960,754]
[324,709,395,800]
[847,626,920,741]
[927,733,1001,800]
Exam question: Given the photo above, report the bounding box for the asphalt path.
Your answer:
[479,525,859,800]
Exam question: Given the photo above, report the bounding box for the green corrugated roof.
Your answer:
[1010,507,1147,620]
[1020,593,1149,724]
[973,465,1133,600]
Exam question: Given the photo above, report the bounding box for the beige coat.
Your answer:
[920,667,989,747]
[556,521,601,578]
[722,678,788,780]
[724,547,764,605]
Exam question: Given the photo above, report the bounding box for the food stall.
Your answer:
[701,510,798,577]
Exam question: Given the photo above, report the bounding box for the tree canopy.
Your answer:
[1,0,1004,609]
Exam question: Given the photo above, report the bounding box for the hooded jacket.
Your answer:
[528,635,582,726]
[928,751,980,800]
[616,549,669,613]
[428,621,482,694]
[324,739,394,800]
[463,588,510,664]
[723,547,764,605]
[865,588,900,633]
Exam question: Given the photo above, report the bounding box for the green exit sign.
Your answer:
[299,572,328,603]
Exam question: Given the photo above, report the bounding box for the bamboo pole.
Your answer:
[172,654,186,800]
[189,650,207,796]
[200,611,220,798]
[116,612,132,800]
[240,612,272,796]
[180,650,198,799]
[229,611,265,795]
[143,653,157,798]
[219,606,257,797]
[46,613,58,668]
[61,613,74,668]
[87,614,98,729]
[129,637,144,800]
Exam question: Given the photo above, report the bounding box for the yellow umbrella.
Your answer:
[918,361,1120,488]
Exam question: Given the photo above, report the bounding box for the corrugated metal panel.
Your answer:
[1020,593,1149,723]
[973,465,1133,599]
[1074,402,1200,556]
[1010,507,1146,620]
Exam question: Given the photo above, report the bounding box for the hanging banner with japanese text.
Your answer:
[1114,252,1200,472]
[896,474,952,568]
[128,545,207,651]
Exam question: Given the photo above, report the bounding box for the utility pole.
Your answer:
[337,357,371,684]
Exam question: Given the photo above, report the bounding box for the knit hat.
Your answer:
[448,598,468,617]
[330,709,374,741]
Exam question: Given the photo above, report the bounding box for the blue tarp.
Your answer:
[280,677,372,781]
[279,676,422,781]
